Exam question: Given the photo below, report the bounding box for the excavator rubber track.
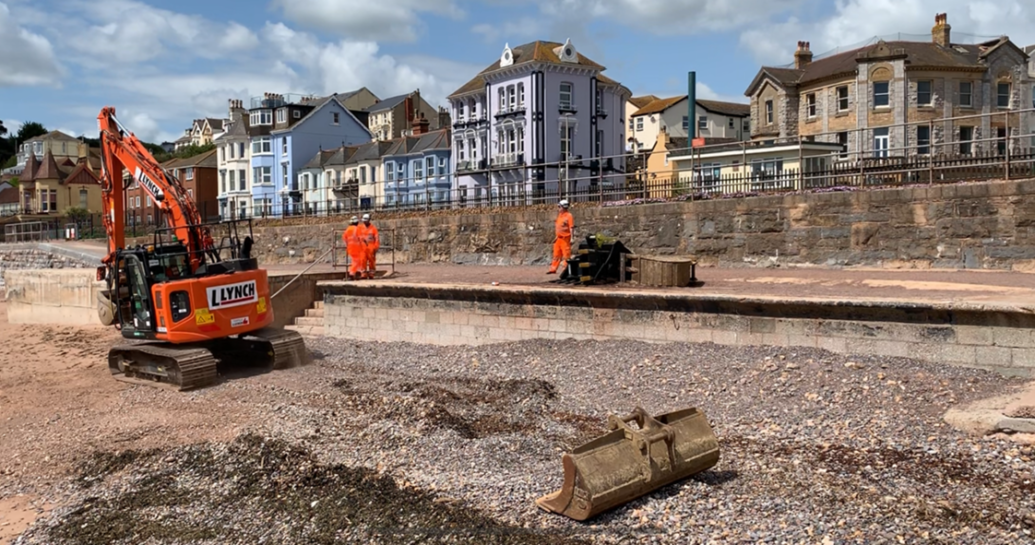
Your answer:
[107,328,307,392]
[108,342,220,391]
[239,327,308,370]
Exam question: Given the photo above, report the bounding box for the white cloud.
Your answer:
[538,0,804,35]
[740,1,1035,66]
[471,18,540,44]
[56,0,260,66]
[0,2,62,87]
[271,0,464,42]
[641,82,748,105]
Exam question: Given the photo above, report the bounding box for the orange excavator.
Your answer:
[94,106,306,390]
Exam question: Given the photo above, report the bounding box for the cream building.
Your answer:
[216,99,253,219]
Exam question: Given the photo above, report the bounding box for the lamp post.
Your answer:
[560,112,575,199]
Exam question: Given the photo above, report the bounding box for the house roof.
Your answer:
[25,130,79,143]
[449,40,607,98]
[270,94,374,138]
[344,140,394,166]
[64,160,101,185]
[302,149,339,170]
[698,99,751,117]
[363,94,411,113]
[628,95,659,109]
[0,186,17,204]
[205,118,225,132]
[34,150,63,181]
[22,152,39,181]
[383,129,451,157]
[746,37,1026,95]
[632,96,751,118]
[175,148,218,168]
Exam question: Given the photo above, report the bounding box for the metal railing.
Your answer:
[203,107,1035,218]
[4,221,48,243]
[331,228,396,278]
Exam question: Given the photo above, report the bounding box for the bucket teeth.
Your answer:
[536,406,720,521]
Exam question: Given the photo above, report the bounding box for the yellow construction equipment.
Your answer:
[536,406,720,521]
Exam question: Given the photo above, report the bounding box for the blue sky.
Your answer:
[2,0,1033,144]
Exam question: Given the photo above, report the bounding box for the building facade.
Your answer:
[744,13,1033,160]
[448,39,631,205]
[628,96,751,153]
[17,151,103,216]
[5,130,90,176]
[381,120,451,207]
[364,91,441,141]
[247,92,373,217]
[216,99,253,219]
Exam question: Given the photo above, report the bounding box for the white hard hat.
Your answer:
[559,199,569,208]
[362,213,371,220]
[350,216,358,223]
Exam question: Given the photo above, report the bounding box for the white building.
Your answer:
[628,96,751,154]
[216,99,253,219]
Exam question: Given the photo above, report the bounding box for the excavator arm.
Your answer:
[97,106,204,270]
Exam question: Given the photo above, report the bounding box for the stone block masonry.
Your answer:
[322,282,1035,378]
[236,177,1035,271]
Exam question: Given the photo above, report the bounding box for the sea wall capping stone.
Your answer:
[321,281,1035,378]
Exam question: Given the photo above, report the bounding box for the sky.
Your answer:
[1,0,1034,144]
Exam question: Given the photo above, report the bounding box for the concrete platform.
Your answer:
[317,265,1035,378]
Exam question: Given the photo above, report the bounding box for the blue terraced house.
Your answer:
[246,92,372,216]
[381,116,452,208]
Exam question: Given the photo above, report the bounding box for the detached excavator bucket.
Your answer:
[536,406,720,521]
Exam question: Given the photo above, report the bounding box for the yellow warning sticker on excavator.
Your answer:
[256,297,267,314]
[195,308,215,325]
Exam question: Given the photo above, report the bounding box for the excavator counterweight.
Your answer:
[95,106,309,390]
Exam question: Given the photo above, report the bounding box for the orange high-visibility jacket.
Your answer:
[555,211,574,239]
[362,223,380,247]
[343,225,362,248]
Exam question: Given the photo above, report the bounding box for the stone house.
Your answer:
[362,91,440,141]
[744,13,1033,160]
[18,150,103,216]
[125,149,220,226]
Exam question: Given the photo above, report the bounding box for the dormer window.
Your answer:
[276,108,287,123]
[249,109,272,125]
[765,100,773,124]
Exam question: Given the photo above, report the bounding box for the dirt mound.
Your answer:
[332,374,590,440]
[25,434,593,545]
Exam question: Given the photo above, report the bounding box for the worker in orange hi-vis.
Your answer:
[359,213,380,279]
[548,199,574,274]
[343,216,366,279]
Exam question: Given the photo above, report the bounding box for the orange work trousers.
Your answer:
[365,245,379,278]
[549,236,572,273]
[348,245,367,277]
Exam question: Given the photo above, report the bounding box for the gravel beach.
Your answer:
[7,328,1035,544]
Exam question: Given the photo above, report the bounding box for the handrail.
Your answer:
[270,246,334,300]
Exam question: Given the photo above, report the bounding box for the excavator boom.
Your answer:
[95,106,307,390]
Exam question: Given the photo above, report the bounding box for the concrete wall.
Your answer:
[4,269,104,325]
[222,177,1035,270]
[322,283,1035,378]
[267,271,347,329]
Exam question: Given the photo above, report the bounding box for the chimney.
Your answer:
[437,106,451,129]
[794,41,813,69]
[932,13,951,47]
[412,112,430,135]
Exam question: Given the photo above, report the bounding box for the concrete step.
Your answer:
[285,324,325,336]
[313,300,325,309]
[305,308,325,318]
[294,316,324,327]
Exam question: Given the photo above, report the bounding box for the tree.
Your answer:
[0,120,7,137]
[14,121,47,147]
[8,176,18,188]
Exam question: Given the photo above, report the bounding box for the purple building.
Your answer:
[448,39,631,205]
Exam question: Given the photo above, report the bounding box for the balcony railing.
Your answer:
[494,106,527,119]
[492,153,525,168]
[559,103,577,114]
